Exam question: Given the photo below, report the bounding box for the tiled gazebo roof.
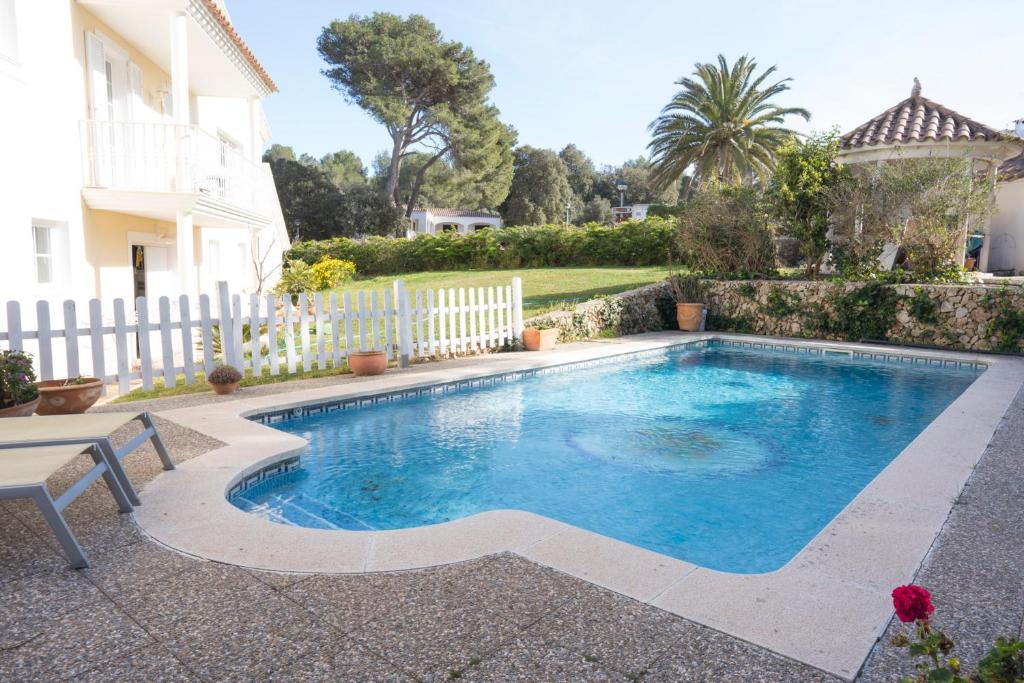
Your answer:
[841,79,1006,150]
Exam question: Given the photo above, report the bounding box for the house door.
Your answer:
[132,244,173,302]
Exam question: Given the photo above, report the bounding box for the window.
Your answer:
[0,0,18,63]
[31,222,68,286]
[104,60,115,120]
[32,225,53,284]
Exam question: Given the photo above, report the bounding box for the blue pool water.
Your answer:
[232,344,981,573]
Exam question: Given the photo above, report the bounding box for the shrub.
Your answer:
[826,158,995,281]
[0,350,39,408]
[668,274,708,303]
[676,185,777,276]
[207,365,242,385]
[829,282,900,341]
[285,218,684,276]
[310,257,356,290]
[768,131,848,275]
[273,259,317,298]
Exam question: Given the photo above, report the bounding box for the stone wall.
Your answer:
[705,281,1023,352]
[525,279,1024,353]
[524,281,674,341]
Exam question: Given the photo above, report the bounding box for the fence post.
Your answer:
[511,277,524,341]
[216,281,234,368]
[5,301,22,351]
[395,279,412,368]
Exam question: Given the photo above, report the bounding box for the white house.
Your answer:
[839,81,1024,275]
[0,0,289,317]
[612,204,650,223]
[407,208,503,238]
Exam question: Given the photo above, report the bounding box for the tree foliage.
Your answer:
[648,54,809,190]
[826,158,996,280]
[264,154,404,240]
[595,157,680,206]
[318,150,367,189]
[676,184,776,274]
[318,13,506,210]
[768,131,848,274]
[500,146,573,226]
[559,144,596,202]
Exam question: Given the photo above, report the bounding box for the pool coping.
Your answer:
[132,332,1024,680]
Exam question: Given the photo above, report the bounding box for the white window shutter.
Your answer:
[85,32,107,120]
[127,61,144,121]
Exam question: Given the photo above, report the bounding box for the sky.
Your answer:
[230,0,1024,172]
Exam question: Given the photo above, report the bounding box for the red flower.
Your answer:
[892,585,934,623]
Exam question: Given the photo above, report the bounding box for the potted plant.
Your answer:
[0,350,41,417]
[349,350,387,376]
[36,376,104,415]
[669,274,708,332]
[207,365,243,395]
[522,319,560,351]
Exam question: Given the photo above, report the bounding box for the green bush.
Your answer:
[273,259,317,298]
[0,350,38,409]
[310,257,357,290]
[285,218,683,276]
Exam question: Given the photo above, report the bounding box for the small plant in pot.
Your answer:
[0,350,40,417]
[669,274,708,332]
[348,350,387,376]
[522,318,560,351]
[36,376,104,415]
[207,365,243,395]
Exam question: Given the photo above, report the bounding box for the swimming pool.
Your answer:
[231,342,981,573]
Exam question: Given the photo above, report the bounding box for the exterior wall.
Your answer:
[0,0,284,323]
[0,0,90,306]
[408,211,503,237]
[526,280,1024,353]
[988,179,1024,273]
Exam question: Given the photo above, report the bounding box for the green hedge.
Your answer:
[285,219,683,276]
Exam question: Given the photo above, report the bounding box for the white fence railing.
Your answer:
[79,120,265,210]
[0,278,524,396]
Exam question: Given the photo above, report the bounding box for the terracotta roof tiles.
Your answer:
[841,79,1004,150]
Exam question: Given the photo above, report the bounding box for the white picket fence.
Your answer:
[0,278,524,396]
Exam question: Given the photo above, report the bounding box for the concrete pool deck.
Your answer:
[126,332,1024,680]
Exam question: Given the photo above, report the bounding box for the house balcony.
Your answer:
[79,119,272,228]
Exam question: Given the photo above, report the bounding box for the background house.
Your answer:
[612,204,650,223]
[408,208,503,238]
[0,0,289,320]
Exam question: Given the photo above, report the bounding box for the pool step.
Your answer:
[241,492,377,531]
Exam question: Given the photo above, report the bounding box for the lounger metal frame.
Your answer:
[0,445,134,568]
[0,412,174,506]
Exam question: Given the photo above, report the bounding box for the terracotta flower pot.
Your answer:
[0,396,41,418]
[210,381,240,395]
[349,351,387,376]
[676,303,705,332]
[523,328,558,351]
[35,378,103,415]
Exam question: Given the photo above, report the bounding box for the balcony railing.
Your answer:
[80,120,264,212]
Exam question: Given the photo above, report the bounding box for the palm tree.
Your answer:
[648,54,810,192]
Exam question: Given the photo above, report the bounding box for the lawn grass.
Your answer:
[110,364,351,404]
[336,266,674,317]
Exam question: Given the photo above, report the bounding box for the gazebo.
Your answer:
[838,79,1024,273]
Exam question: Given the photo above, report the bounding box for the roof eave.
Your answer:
[838,139,1024,166]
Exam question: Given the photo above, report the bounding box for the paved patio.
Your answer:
[1,367,1022,681]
